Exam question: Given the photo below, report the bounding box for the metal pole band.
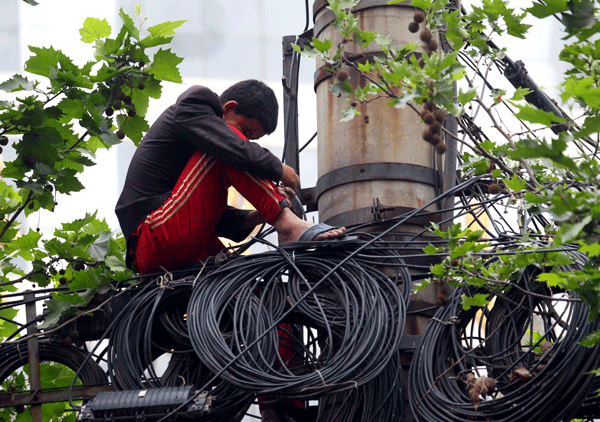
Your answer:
[316,162,441,200]
[323,205,441,228]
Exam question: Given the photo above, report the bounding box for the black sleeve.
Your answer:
[215,206,255,242]
[172,86,283,182]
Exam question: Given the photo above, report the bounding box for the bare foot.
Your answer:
[274,208,346,244]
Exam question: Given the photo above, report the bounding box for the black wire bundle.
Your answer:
[186,244,407,404]
[0,340,107,387]
[104,278,255,420]
[408,258,600,422]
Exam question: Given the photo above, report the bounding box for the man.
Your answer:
[115,79,346,274]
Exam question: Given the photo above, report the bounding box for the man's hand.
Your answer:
[277,185,295,208]
[280,163,300,194]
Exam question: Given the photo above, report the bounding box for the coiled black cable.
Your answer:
[408,257,600,422]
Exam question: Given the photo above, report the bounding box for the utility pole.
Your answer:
[311,1,458,418]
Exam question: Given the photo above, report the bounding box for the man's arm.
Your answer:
[171,86,284,182]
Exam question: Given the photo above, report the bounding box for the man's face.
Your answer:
[222,100,266,140]
[234,116,266,140]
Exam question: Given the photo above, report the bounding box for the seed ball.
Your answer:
[59,277,67,285]
[430,133,442,146]
[422,130,434,143]
[138,60,145,67]
[434,109,446,122]
[116,91,126,101]
[105,107,114,117]
[488,183,501,194]
[74,262,85,271]
[64,336,73,345]
[420,29,432,43]
[450,258,459,267]
[138,82,145,90]
[408,21,420,33]
[112,100,122,110]
[427,39,439,51]
[26,155,37,166]
[128,109,137,118]
[422,112,435,125]
[435,142,447,155]
[69,330,80,340]
[116,130,126,139]
[0,136,8,146]
[15,405,25,414]
[413,11,425,23]
[429,121,442,134]
[418,57,426,68]
[124,95,132,105]
[336,69,350,82]
[59,269,66,275]
[425,49,434,57]
[363,115,370,124]
[28,202,34,209]
[143,72,149,77]
[351,100,358,107]
[424,102,435,112]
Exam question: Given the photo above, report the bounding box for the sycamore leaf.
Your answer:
[562,0,595,30]
[581,330,600,347]
[312,37,333,53]
[514,104,567,127]
[505,174,526,191]
[79,17,112,43]
[147,20,186,37]
[537,272,565,287]
[151,49,183,83]
[461,293,490,310]
[424,244,445,255]
[0,74,35,92]
[527,0,568,18]
[119,8,140,40]
[559,215,592,243]
[458,87,477,105]
[579,241,600,257]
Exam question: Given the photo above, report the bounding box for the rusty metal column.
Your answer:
[25,291,42,422]
[313,0,448,334]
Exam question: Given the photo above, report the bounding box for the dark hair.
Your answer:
[220,79,278,134]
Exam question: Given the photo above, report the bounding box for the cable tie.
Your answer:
[431,316,459,325]
[192,260,208,290]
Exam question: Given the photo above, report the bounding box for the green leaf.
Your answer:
[423,243,445,255]
[0,74,35,92]
[560,215,592,243]
[581,329,600,347]
[505,174,526,192]
[69,268,99,291]
[537,272,565,287]
[527,0,568,18]
[562,0,595,30]
[312,37,333,53]
[511,87,530,102]
[461,293,490,310]
[151,49,183,83]
[79,17,112,43]
[147,20,187,37]
[579,241,600,258]
[458,87,477,105]
[341,107,360,122]
[513,104,567,127]
[119,8,140,40]
[117,114,150,145]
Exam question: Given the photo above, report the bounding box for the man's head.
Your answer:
[220,79,278,139]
